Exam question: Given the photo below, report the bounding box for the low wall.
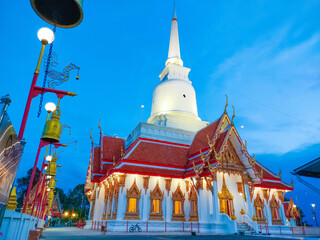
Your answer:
[0,209,38,240]
[85,219,236,234]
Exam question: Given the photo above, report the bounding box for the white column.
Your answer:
[212,181,219,222]
[244,184,253,218]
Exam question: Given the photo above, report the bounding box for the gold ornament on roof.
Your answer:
[252,214,258,221]
[90,128,94,144]
[224,94,228,113]
[231,105,235,124]
[279,169,282,178]
[249,154,256,166]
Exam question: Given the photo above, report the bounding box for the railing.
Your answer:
[87,220,200,233]
[259,225,320,236]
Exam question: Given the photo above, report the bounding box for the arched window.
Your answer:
[254,193,266,224]
[188,186,198,222]
[149,182,164,221]
[124,179,141,220]
[270,194,282,225]
[172,185,186,222]
[218,174,235,219]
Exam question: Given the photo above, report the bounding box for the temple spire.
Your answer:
[166,2,183,66]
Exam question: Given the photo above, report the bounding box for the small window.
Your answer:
[152,199,160,213]
[190,200,197,215]
[175,201,182,214]
[128,198,137,213]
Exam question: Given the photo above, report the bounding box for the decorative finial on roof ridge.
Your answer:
[223,94,228,114]
[231,105,235,125]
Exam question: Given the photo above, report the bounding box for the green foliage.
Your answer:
[15,168,41,209]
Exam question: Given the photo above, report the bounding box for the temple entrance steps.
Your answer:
[237,223,256,235]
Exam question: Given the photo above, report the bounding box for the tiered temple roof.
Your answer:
[86,110,293,192]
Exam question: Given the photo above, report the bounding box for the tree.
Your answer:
[63,184,90,220]
[15,168,41,209]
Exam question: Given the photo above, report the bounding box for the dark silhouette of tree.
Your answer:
[63,184,90,220]
[15,168,41,209]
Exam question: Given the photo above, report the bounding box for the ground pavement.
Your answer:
[41,227,320,240]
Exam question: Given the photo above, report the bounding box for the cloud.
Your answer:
[208,28,320,154]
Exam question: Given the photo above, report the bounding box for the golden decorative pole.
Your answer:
[7,187,18,211]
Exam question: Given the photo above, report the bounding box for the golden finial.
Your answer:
[98,119,102,133]
[121,146,124,157]
[231,105,235,124]
[240,208,245,215]
[89,128,93,144]
[260,169,263,178]
[113,156,116,167]
[7,187,17,211]
[279,169,282,178]
[291,179,294,187]
[249,154,256,165]
[224,94,228,113]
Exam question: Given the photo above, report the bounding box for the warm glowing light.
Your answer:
[37,27,55,44]
[47,188,50,192]
[46,155,52,162]
[312,204,315,208]
[44,166,47,170]
[72,213,76,217]
[293,205,297,208]
[45,102,56,113]
[64,212,69,216]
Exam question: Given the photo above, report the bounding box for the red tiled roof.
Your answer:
[254,162,281,181]
[92,147,101,172]
[128,141,189,168]
[254,180,293,191]
[102,136,124,161]
[188,117,222,156]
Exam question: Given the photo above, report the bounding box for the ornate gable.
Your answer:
[127,179,141,198]
[220,140,245,171]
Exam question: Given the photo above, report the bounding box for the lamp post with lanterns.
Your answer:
[18,27,76,141]
[22,99,66,214]
[312,204,318,227]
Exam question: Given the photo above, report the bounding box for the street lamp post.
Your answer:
[22,100,66,213]
[18,27,76,140]
[312,204,318,227]
[30,102,56,215]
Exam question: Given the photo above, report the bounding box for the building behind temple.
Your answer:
[84,4,299,234]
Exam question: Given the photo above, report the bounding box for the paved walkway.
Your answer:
[41,227,320,240]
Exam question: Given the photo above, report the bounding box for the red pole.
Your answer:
[31,145,49,215]
[22,140,47,213]
[41,192,48,220]
[91,221,93,230]
[146,221,148,232]
[126,221,128,232]
[35,176,47,217]
[165,221,167,232]
[18,73,39,140]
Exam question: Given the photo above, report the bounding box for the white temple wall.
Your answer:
[216,172,246,222]
[93,185,105,221]
[212,180,219,222]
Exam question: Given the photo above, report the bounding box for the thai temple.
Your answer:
[84,4,299,234]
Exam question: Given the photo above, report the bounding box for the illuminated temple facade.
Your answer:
[84,5,298,234]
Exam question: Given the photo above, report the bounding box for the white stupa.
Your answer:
[148,4,208,132]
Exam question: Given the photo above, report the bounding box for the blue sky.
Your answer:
[1,0,320,225]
